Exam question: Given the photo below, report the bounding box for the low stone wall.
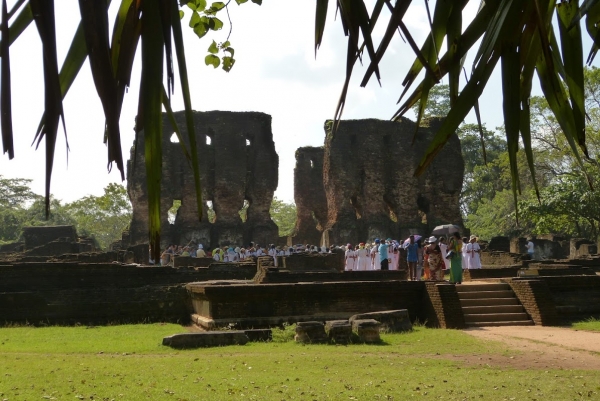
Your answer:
[282,253,344,272]
[0,262,257,325]
[173,257,218,268]
[464,266,595,281]
[187,280,428,329]
[480,251,523,266]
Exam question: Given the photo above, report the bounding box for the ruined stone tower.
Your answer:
[126,111,279,249]
[293,117,464,246]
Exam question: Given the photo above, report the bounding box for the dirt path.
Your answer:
[457,326,600,370]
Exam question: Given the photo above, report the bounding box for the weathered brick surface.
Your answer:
[508,279,559,326]
[187,280,426,325]
[22,226,76,250]
[0,262,256,325]
[423,282,465,329]
[126,111,279,250]
[322,117,464,244]
[293,147,328,245]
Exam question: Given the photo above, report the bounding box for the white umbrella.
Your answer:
[431,224,461,235]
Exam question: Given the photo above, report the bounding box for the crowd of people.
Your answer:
[342,233,482,284]
[154,233,483,285]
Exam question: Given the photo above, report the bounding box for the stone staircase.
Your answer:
[457,283,534,327]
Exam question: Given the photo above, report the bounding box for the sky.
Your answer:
[0,0,535,205]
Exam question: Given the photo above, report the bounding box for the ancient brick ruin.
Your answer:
[294,117,464,245]
[293,147,328,245]
[125,111,279,249]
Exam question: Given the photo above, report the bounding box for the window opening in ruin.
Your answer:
[417,195,429,224]
[246,139,251,146]
[206,200,216,223]
[384,199,398,222]
[169,132,179,143]
[310,160,314,168]
[350,196,362,219]
[206,135,212,145]
[168,199,182,224]
[238,199,250,222]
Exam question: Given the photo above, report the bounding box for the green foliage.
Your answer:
[571,317,600,332]
[0,176,36,208]
[182,0,259,73]
[269,197,297,237]
[412,84,451,119]
[63,183,132,250]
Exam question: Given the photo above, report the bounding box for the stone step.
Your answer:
[462,305,525,314]
[463,312,530,323]
[456,283,511,292]
[465,320,535,328]
[460,297,520,307]
[457,290,515,299]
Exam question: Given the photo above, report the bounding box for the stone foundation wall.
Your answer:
[423,282,465,329]
[187,281,427,327]
[0,262,257,325]
[508,279,559,325]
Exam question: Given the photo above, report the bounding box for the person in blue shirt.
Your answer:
[378,239,390,270]
[403,235,419,280]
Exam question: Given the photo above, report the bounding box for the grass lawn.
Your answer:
[572,317,600,332]
[0,324,598,400]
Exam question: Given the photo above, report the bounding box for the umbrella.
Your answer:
[431,224,461,236]
[402,234,421,245]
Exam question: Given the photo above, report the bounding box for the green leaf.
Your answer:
[205,54,220,68]
[189,10,200,27]
[193,21,208,38]
[211,2,225,10]
[208,17,223,30]
[207,39,218,54]
[221,40,230,47]
[179,10,184,19]
[224,46,234,57]
[222,56,235,72]
[251,0,262,4]
[186,1,197,11]
[235,0,248,4]
[314,0,328,56]
[197,0,207,9]
[1,0,14,160]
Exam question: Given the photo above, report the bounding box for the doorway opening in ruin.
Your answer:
[350,196,362,219]
[206,200,216,223]
[206,135,212,145]
[168,200,182,224]
[238,199,250,222]
[169,133,179,143]
[417,195,430,224]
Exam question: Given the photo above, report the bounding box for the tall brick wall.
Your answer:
[423,282,465,329]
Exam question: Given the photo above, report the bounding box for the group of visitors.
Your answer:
[343,232,482,284]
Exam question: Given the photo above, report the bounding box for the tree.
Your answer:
[64,183,132,250]
[411,84,451,119]
[269,198,296,237]
[0,175,36,208]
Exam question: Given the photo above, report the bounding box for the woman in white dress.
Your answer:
[344,244,356,271]
[268,245,278,267]
[466,235,482,269]
[461,237,469,270]
[356,243,369,271]
[371,240,381,270]
[390,245,399,270]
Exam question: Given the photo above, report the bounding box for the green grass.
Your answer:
[572,317,600,332]
[0,324,598,400]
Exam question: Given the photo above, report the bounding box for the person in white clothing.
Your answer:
[356,243,369,271]
[461,237,469,270]
[344,244,356,271]
[390,245,399,270]
[526,238,535,259]
[371,240,381,270]
[268,244,278,267]
[466,235,482,269]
